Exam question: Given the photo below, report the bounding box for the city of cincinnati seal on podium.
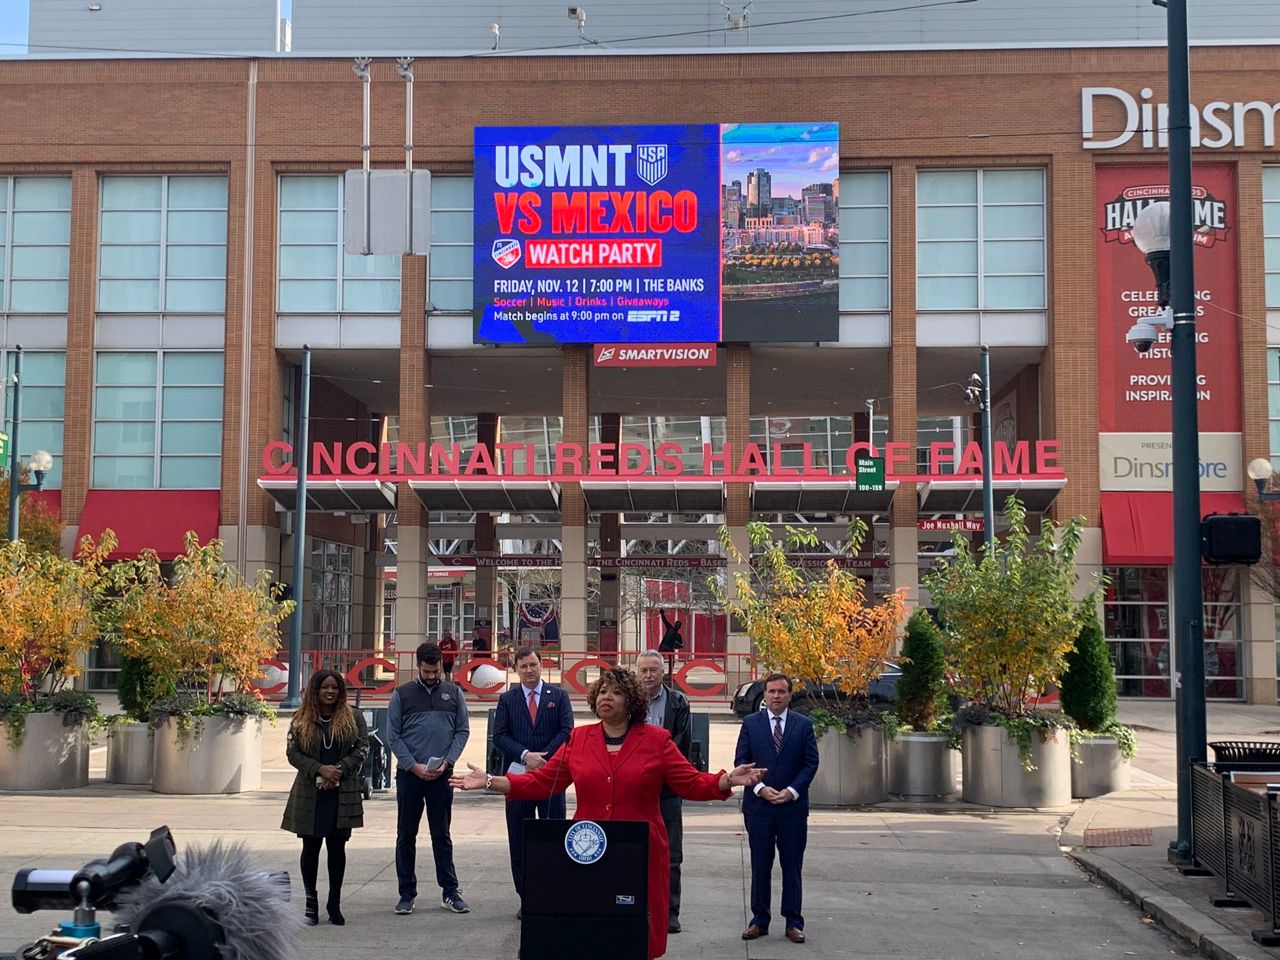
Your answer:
[564,820,608,865]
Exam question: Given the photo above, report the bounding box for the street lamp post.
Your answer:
[965,345,995,550]
[5,344,55,542]
[1124,0,1204,868]
[1247,459,1280,503]
[283,346,312,711]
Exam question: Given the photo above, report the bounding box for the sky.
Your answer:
[0,1,293,56]
[1,1,29,55]
[720,122,840,199]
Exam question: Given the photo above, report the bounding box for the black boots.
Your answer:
[303,893,319,926]
[326,893,345,926]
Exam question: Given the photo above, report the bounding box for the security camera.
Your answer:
[1125,321,1158,354]
[568,6,586,25]
[1124,307,1172,355]
[489,22,500,35]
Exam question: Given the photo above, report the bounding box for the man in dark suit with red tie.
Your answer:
[734,673,820,945]
[492,646,575,913]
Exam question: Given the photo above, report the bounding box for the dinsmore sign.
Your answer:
[1083,86,1280,150]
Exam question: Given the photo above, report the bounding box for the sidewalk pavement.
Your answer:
[1067,701,1280,960]
[4,700,1280,959]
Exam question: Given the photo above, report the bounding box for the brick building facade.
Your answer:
[2,44,1277,700]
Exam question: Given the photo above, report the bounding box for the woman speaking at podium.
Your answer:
[452,666,763,959]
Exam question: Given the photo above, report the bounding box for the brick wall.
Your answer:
[2,46,1278,543]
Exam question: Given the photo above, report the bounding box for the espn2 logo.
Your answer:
[626,310,681,323]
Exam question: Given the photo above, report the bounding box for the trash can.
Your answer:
[486,708,504,776]
[1208,740,1280,772]
[688,713,710,772]
[360,706,393,795]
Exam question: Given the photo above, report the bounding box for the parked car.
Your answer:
[731,665,903,718]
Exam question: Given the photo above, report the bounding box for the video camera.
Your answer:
[6,826,297,960]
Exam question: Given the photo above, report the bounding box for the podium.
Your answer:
[521,819,648,960]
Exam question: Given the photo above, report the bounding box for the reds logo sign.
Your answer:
[491,238,522,269]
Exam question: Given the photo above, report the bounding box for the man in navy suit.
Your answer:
[492,646,575,911]
[734,673,820,945]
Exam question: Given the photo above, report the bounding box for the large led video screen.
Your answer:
[473,122,839,345]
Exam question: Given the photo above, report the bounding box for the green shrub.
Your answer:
[1060,616,1117,732]
[896,609,946,731]
[117,655,168,723]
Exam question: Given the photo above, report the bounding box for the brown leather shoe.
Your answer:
[785,927,806,944]
[741,923,768,940]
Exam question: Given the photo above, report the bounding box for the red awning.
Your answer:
[1101,491,1248,565]
[78,490,221,560]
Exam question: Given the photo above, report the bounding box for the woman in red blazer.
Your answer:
[452,666,763,959]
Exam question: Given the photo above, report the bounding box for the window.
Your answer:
[3,350,66,488]
[916,169,1045,310]
[748,416,849,473]
[277,175,400,313]
[1,177,71,313]
[1202,568,1243,701]
[1270,348,1280,472]
[92,351,224,489]
[916,416,969,474]
[1103,566,1171,698]
[99,175,227,313]
[308,540,354,654]
[1264,167,1280,306]
[1104,566,1243,700]
[428,176,473,312]
[838,171,890,311]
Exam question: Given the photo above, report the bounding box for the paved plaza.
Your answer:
[3,702,1280,960]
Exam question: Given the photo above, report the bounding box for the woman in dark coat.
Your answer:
[282,669,369,925]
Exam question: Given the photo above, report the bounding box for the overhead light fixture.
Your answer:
[88,3,102,9]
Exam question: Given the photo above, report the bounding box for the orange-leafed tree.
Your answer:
[0,530,115,703]
[110,532,294,707]
[715,518,906,725]
[0,471,65,557]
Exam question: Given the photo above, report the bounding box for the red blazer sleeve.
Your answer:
[507,728,575,802]
[659,733,731,801]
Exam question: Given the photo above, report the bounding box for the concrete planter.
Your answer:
[962,724,1071,808]
[1071,735,1131,799]
[106,722,154,785]
[888,731,957,799]
[152,715,263,795]
[0,711,90,790]
[810,726,887,806]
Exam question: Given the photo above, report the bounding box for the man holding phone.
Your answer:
[388,641,471,916]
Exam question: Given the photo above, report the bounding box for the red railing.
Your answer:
[255,650,763,706]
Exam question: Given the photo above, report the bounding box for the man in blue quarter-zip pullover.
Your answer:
[389,641,471,916]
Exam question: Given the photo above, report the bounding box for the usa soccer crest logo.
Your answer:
[636,145,668,186]
[491,238,522,269]
[565,820,608,865]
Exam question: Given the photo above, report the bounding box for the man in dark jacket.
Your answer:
[658,609,684,675]
[388,641,470,917]
[492,647,574,913]
[734,673,820,944]
[637,648,692,934]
